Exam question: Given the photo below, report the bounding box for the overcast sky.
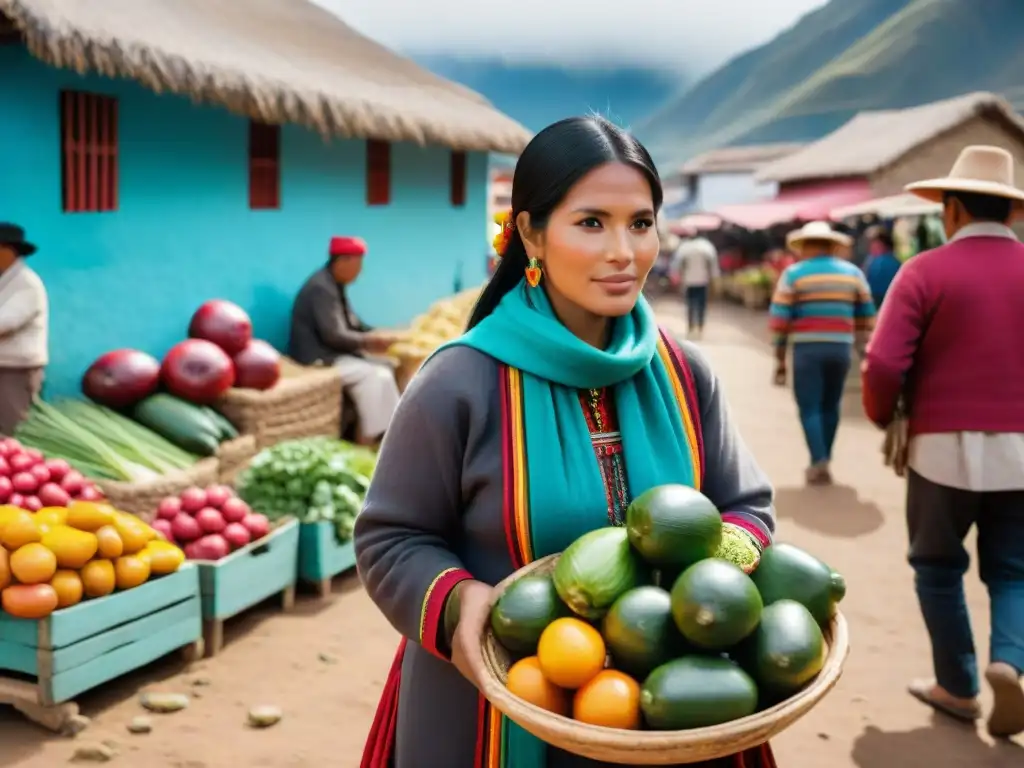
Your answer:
[314,0,828,74]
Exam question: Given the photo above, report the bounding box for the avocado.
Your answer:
[751,543,845,627]
[641,656,759,730]
[602,586,691,680]
[735,599,825,696]
[490,574,570,655]
[626,484,723,569]
[670,559,763,650]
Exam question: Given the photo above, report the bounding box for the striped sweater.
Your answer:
[769,255,876,347]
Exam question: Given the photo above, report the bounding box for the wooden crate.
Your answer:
[297,521,357,599]
[0,564,202,733]
[195,517,299,657]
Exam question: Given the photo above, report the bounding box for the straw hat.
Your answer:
[786,221,852,249]
[905,145,1024,203]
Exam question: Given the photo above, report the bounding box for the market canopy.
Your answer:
[831,193,942,221]
[669,213,723,235]
[713,180,874,230]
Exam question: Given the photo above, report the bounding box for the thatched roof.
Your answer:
[756,92,1024,184]
[679,143,805,175]
[0,0,531,153]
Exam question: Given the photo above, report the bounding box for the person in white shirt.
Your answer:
[670,235,720,337]
[0,224,48,436]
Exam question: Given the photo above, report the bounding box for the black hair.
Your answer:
[467,116,663,329]
[867,227,894,250]
[944,191,1013,223]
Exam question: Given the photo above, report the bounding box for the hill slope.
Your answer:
[640,0,1024,165]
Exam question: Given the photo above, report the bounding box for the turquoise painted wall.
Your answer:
[0,46,489,398]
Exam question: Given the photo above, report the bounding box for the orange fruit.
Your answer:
[143,540,185,575]
[505,656,570,716]
[80,559,116,598]
[0,548,10,590]
[94,525,124,559]
[41,526,98,569]
[112,513,149,554]
[65,501,116,532]
[572,669,642,729]
[9,542,58,585]
[537,617,606,689]
[1,583,59,619]
[0,511,42,550]
[114,554,151,590]
[50,569,84,609]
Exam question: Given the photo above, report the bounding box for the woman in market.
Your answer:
[354,116,777,768]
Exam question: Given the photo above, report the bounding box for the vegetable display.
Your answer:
[235,437,377,543]
[133,393,238,456]
[0,437,104,511]
[152,484,269,561]
[492,483,846,732]
[16,400,199,482]
[0,500,186,620]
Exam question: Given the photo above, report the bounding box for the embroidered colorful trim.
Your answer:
[418,567,473,659]
[492,209,515,257]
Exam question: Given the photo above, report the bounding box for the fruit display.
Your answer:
[490,483,846,733]
[236,437,376,543]
[152,485,270,561]
[0,437,104,511]
[0,500,186,619]
[387,286,482,359]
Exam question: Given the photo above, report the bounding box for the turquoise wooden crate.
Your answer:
[297,521,357,598]
[195,517,299,656]
[0,563,202,730]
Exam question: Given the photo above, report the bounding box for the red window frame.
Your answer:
[60,90,118,213]
[450,151,467,207]
[367,140,391,206]
[249,121,281,210]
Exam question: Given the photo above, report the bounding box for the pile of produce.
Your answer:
[132,394,239,456]
[490,484,846,732]
[0,501,186,619]
[236,437,377,543]
[387,287,481,359]
[151,485,270,561]
[0,437,104,511]
[16,400,200,482]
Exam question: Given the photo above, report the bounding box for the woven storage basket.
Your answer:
[215,358,343,451]
[97,457,220,522]
[465,554,850,765]
[216,434,258,485]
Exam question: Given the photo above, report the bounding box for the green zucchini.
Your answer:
[200,406,240,440]
[133,394,221,456]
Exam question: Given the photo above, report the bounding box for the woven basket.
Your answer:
[215,358,343,451]
[394,353,428,393]
[216,434,258,485]
[465,554,850,765]
[97,457,220,522]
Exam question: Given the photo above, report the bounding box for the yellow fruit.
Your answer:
[112,513,149,554]
[35,507,68,527]
[537,617,607,690]
[10,542,58,585]
[80,559,116,598]
[143,540,185,575]
[0,511,42,550]
[114,554,150,590]
[65,501,116,532]
[0,504,23,532]
[41,525,99,569]
[94,525,124,559]
[1,583,59,619]
[50,569,84,609]
[0,548,10,590]
[505,656,570,715]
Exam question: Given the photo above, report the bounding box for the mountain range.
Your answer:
[638,0,1024,165]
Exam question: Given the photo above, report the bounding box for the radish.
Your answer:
[183,540,204,560]
[77,485,103,501]
[29,464,50,486]
[22,448,43,464]
[222,522,252,550]
[156,496,183,521]
[195,507,226,534]
[60,470,85,495]
[204,484,233,509]
[241,512,270,540]
[0,438,19,457]
[37,483,70,507]
[192,534,231,561]
[22,496,42,512]
[8,452,35,473]
[179,487,207,514]
[220,497,250,523]
[171,513,202,543]
[0,476,11,502]
[150,518,175,542]
[11,472,37,494]
[0,457,9,477]
[8,493,25,509]
[44,459,71,482]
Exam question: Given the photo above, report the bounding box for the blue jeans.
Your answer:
[907,470,1024,697]
[685,285,709,330]
[791,342,851,464]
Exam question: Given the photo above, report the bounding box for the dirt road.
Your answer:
[2,300,1021,767]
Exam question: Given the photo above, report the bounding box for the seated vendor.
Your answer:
[289,236,401,446]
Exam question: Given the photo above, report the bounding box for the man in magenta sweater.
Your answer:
[862,145,1024,738]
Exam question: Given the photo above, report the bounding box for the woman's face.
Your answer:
[522,162,658,320]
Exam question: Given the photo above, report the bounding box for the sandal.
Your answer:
[907,679,981,722]
[985,662,1024,737]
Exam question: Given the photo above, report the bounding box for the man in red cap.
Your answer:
[289,236,401,445]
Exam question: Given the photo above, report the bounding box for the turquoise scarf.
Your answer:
[440,282,697,767]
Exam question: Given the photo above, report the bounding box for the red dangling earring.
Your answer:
[525,257,542,287]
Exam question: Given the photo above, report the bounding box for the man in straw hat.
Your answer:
[863,145,1024,736]
[768,221,876,485]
